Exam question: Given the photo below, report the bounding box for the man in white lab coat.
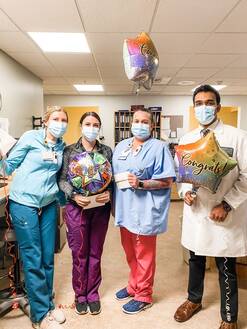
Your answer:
[174,85,247,329]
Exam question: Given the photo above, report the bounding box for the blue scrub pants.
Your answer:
[9,200,57,323]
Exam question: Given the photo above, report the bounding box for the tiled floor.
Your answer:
[1,201,247,329]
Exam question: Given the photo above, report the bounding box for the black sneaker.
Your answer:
[88,301,101,315]
[75,301,88,315]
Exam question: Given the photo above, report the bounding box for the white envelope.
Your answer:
[0,128,17,156]
[83,195,105,209]
[114,172,131,189]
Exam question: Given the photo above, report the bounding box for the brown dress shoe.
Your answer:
[219,321,237,329]
[174,300,202,322]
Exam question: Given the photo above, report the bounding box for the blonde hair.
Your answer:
[43,105,68,123]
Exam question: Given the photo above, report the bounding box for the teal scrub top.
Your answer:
[112,137,176,235]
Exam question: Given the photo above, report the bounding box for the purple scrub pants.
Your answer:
[64,202,111,303]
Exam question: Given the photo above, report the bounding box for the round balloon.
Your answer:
[123,32,159,91]
[175,131,237,193]
[67,152,112,196]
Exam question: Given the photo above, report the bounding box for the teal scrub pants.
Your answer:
[9,200,57,323]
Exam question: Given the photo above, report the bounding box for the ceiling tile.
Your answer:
[0,0,83,32]
[77,0,156,32]
[169,77,204,86]
[151,33,210,53]
[94,53,124,67]
[199,33,247,53]
[66,77,102,84]
[158,53,192,68]
[43,77,68,85]
[152,0,238,33]
[227,55,247,68]
[205,77,247,86]
[87,33,136,53]
[211,68,247,79]
[104,84,133,92]
[217,1,247,32]
[8,51,50,67]
[175,68,219,79]
[58,66,100,78]
[0,9,18,31]
[162,85,194,94]
[0,31,39,52]
[27,65,60,78]
[184,54,238,68]
[100,66,127,79]
[45,53,96,68]
[44,85,75,92]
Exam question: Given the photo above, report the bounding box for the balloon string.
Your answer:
[223,257,232,322]
[2,169,18,306]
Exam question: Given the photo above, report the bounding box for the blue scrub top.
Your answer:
[112,137,176,235]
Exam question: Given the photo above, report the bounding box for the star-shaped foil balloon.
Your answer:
[175,131,237,193]
[123,32,159,91]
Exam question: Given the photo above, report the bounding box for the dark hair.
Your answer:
[193,85,221,105]
[79,112,101,127]
[133,108,154,123]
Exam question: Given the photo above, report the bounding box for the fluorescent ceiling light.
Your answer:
[191,84,227,92]
[74,84,104,92]
[178,80,195,86]
[28,32,90,53]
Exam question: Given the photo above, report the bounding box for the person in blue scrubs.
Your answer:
[0,106,68,329]
[113,108,176,314]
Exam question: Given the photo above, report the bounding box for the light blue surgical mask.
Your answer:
[131,123,150,140]
[82,126,100,142]
[47,120,67,138]
[194,105,216,125]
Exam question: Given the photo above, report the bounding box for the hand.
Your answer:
[0,151,3,161]
[73,194,91,208]
[209,204,229,222]
[95,191,110,203]
[184,191,196,206]
[128,173,139,189]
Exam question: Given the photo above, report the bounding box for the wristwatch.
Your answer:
[138,180,144,189]
[221,200,232,212]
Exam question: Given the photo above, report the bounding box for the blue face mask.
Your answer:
[47,120,67,138]
[131,123,150,140]
[82,126,99,142]
[194,105,216,125]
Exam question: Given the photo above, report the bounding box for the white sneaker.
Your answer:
[32,313,64,329]
[49,309,66,324]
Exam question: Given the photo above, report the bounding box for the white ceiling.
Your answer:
[1,0,247,96]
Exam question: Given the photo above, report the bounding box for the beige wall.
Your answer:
[0,50,43,138]
[44,94,247,149]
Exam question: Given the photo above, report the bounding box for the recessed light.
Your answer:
[74,84,104,92]
[191,84,227,92]
[177,80,195,86]
[28,32,90,53]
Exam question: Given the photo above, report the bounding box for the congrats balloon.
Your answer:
[123,32,159,91]
[67,152,112,196]
[175,132,237,193]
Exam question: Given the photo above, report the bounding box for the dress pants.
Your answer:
[188,250,238,323]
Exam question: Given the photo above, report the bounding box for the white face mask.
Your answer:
[82,126,100,142]
[47,120,67,138]
[194,105,216,125]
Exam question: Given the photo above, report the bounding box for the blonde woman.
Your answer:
[0,106,68,329]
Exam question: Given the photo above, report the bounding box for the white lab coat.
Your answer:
[177,120,247,257]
